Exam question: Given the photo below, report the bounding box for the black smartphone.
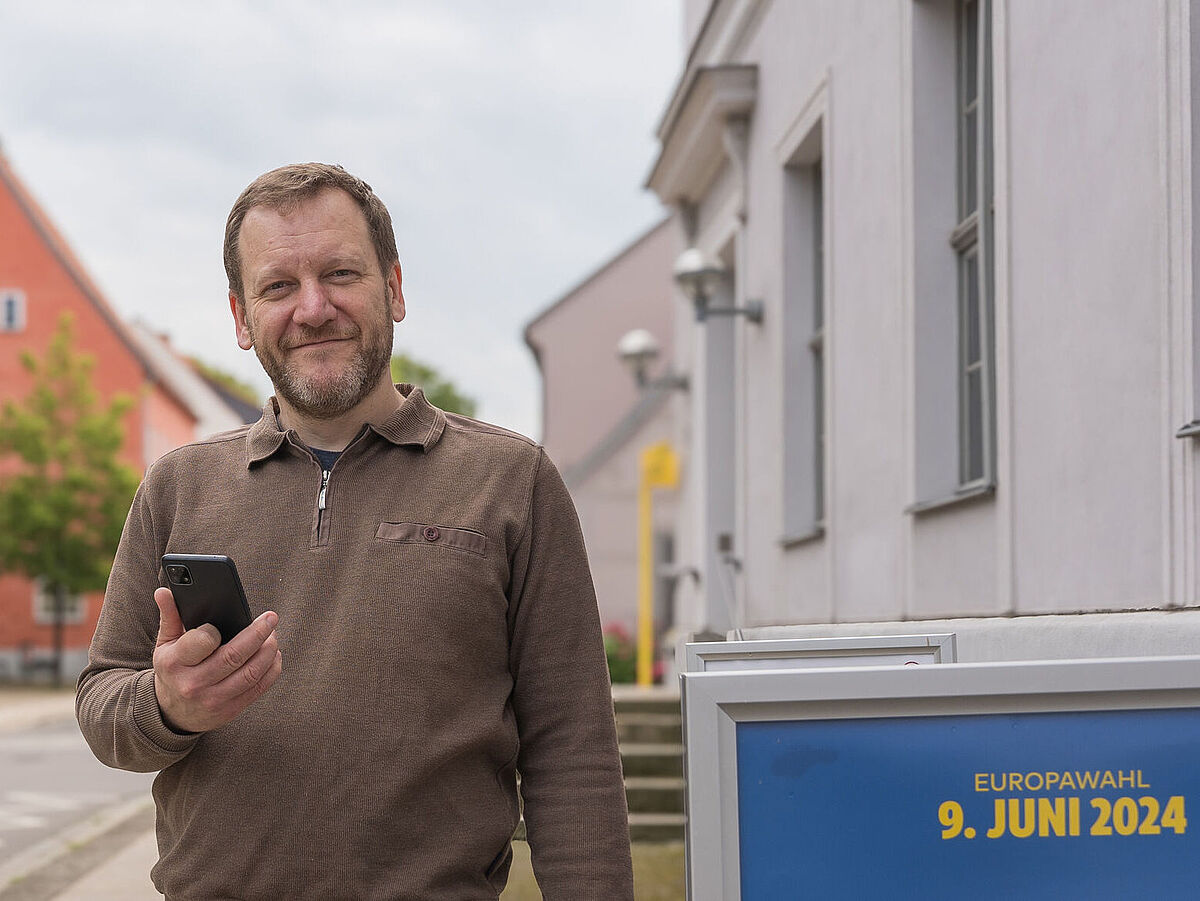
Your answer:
[161,554,253,644]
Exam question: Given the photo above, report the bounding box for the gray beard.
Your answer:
[252,322,394,420]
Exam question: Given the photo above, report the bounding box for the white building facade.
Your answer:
[650,0,1200,659]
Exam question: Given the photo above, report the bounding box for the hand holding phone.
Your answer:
[152,555,282,733]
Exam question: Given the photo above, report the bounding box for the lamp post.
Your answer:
[616,328,659,388]
[616,328,689,392]
[673,247,763,324]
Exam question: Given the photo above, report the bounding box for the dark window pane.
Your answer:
[813,346,824,522]
[963,0,978,102]
[962,108,977,216]
[964,253,981,364]
[813,164,824,330]
[964,368,984,482]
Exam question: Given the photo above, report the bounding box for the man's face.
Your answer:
[230,188,404,419]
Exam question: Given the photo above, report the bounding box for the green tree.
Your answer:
[0,316,140,685]
[390,352,477,417]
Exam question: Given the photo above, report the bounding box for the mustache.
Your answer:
[281,325,361,349]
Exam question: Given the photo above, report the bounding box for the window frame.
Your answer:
[32,579,86,626]
[0,289,26,333]
[952,0,995,491]
[780,130,828,547]
[810,160,826,526]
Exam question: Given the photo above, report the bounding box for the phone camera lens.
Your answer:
[167,565,192,585]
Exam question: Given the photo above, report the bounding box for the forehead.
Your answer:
[239,188,373,269]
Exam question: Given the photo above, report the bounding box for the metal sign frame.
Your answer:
[684,633,957,673]
[680,656,1200,900]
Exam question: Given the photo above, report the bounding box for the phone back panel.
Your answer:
[162,554,253,644]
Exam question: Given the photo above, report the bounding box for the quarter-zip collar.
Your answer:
[245,383,447,468]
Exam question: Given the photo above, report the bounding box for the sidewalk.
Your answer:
[0,687,75,734]
[0,686,161,901]
[47,822,161,901]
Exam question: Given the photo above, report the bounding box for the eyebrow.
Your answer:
[251,252,372,288]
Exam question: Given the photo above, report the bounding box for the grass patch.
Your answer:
[500,840,684,900]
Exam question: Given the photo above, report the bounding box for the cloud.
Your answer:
[0,1,681,439]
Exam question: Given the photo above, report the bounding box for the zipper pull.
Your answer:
[319,470,330,511]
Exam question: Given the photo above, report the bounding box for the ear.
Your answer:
[230,292,254,350]
[388,262,405,324]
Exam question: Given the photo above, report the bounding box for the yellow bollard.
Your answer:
[637,442,679,687]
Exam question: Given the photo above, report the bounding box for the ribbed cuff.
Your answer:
[132,670,203,754]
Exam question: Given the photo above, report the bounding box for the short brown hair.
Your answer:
[224,163,399,302]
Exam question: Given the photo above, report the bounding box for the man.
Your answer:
[76,163,634,900]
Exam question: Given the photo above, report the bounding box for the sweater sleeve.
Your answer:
[506,449,634,900]
[76,480,202,772]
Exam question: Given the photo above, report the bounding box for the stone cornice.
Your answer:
[646,64,758,207]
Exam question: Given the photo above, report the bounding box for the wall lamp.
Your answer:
[617,328,689,391]
[673,247,763,324]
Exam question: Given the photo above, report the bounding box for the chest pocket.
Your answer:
[375,521,488,557]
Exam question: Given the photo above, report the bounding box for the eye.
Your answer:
[329,268,356,279]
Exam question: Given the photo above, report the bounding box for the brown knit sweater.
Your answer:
[76,386,633,901]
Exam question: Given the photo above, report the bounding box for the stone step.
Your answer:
[624,776,686,814]
[620,743,685,779]
[628,812,686,843]
[611,685,681,716]
[508,687,688,845]
[615,711,683,745]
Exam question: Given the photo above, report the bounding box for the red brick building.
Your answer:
[0,151,199,680]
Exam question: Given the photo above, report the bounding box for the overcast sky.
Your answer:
[0,2,682,439]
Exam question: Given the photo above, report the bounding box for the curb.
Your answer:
[0,796,154,901]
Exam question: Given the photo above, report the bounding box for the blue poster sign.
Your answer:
[736,708,1200,899]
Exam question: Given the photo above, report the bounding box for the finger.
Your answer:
[228,648,284,715]
[200,611,279,682]
[212,635,282,705]
[202,644,283,729]
[154,588,185,648]
[173,624,222,667]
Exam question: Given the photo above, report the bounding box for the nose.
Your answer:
[292,279,336,328]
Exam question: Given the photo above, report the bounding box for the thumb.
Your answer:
[154,587,185,647]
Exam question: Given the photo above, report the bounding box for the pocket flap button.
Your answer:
[423,526,440,542]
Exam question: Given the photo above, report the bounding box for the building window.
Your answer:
[910,0,995,511]
[782,124,826,541]
[1,290,26,333]
[951,0,993,487]
[811,161,826,522]
[32,580,85,626]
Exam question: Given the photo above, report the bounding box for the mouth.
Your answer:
[290,336,353,350]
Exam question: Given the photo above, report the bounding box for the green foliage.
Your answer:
[0,315,140,597]
[604,623,637,684]
[390,353,477,417]
[189,357,261,407]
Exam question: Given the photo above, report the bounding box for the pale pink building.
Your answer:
[524,219,684,647]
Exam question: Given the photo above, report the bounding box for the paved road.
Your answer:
[0,721,153,867]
